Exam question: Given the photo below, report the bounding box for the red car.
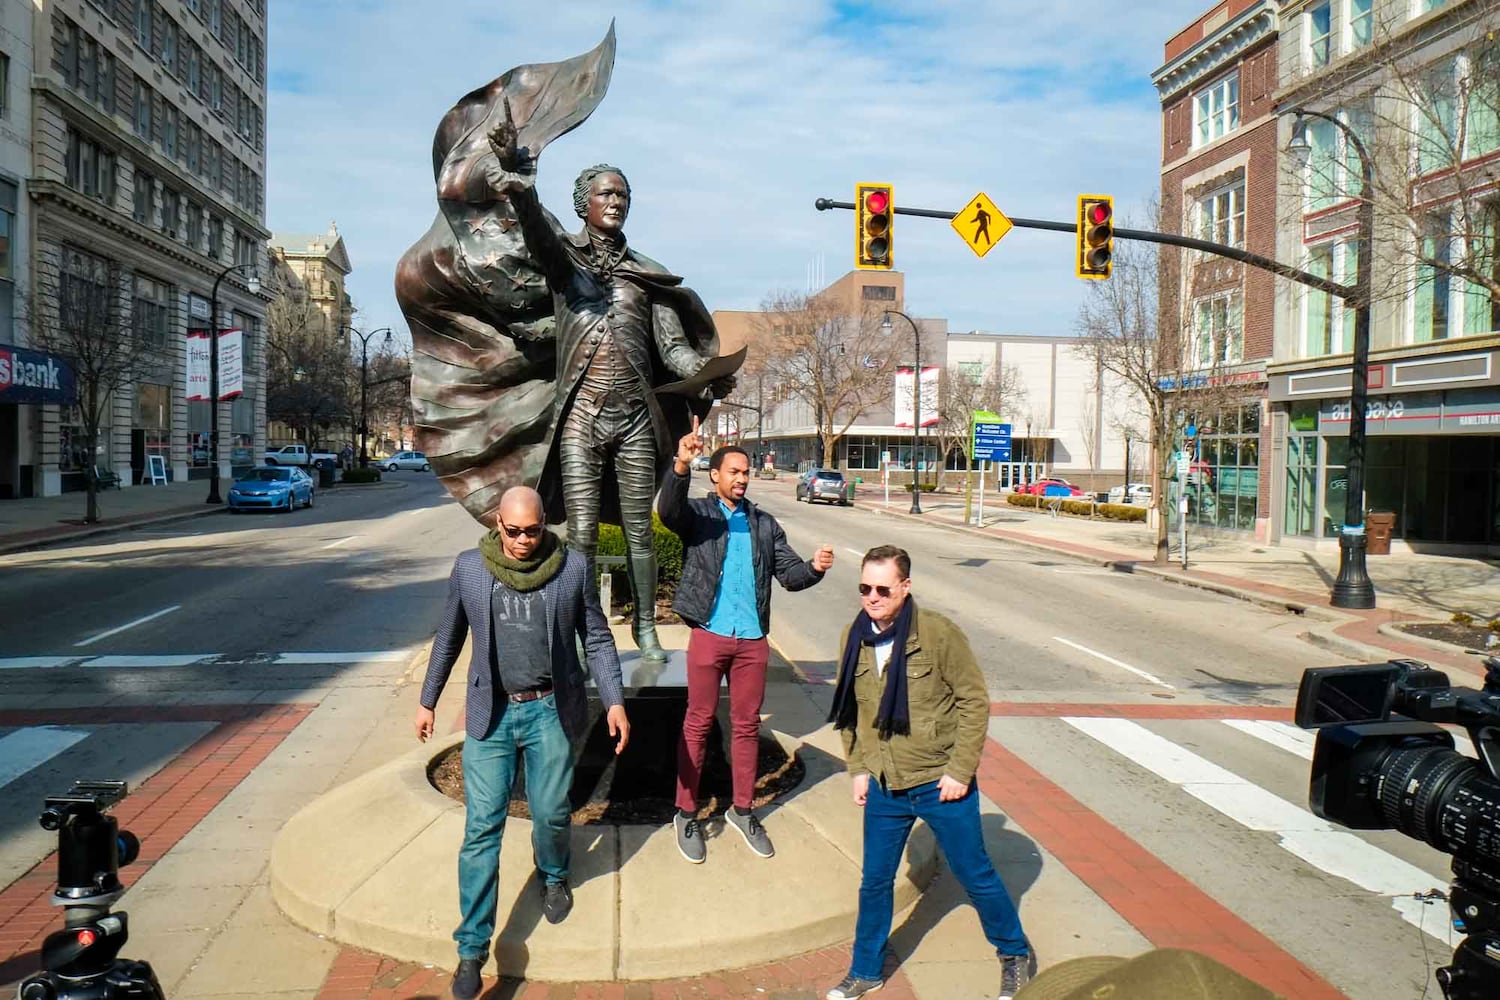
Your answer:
[1016,478,1083,497]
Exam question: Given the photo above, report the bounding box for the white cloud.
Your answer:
[267,0,1207,343]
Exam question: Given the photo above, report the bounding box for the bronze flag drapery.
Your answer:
[395,24,618,525]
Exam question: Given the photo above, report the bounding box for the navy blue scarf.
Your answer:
[828,598,914,739]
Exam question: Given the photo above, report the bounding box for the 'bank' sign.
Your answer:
[0,343,77,405]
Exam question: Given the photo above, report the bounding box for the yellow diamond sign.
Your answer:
[950,192,1011,258]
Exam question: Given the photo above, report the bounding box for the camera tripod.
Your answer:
[1435,861,1500,1000]
[15,781,164,1000]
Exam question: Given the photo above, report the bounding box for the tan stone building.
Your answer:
[268,224,353,345]
[24,0,269,494]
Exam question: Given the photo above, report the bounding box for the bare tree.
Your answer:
[750,290,899,468]
[1285,4,1500,317]
[365,345,413,453]
[25,250,146,524]
[1075,220,1255,564]
[265,287,354,450]
[931,362,1026,491]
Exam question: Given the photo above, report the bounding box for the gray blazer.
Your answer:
[421,547,625,741]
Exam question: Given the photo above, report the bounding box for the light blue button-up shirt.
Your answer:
[704,499,763,638]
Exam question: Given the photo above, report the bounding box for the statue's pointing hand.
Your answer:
[485,97,533,189]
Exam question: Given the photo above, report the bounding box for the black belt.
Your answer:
[506,684,553,703]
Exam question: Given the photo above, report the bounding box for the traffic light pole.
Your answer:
[813,199,1354,302]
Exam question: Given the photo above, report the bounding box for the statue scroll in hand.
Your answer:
[396,23,740,661]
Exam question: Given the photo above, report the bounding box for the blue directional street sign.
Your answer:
[972,421,1012,462]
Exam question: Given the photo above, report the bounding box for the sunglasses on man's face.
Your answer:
[499,522,545,539]
[858,583,899,598]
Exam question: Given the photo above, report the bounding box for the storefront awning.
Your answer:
[0,343,77,405]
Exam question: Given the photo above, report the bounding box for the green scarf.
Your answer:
[479,527,566,592]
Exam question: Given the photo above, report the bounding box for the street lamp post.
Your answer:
[1288,109,1376,609]
[206,263,261,504]
[881,310,924,514]
[345,327,392,469]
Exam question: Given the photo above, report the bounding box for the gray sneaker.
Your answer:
[826,975,883,999]
[725,806,775,858]
[997,953,1032,1000]
[674,810,705,864]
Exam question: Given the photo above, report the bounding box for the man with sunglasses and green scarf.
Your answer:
[416,486,630,999]
[824,545,1032,1000]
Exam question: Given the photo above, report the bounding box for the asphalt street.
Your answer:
[0,471,1465,1000]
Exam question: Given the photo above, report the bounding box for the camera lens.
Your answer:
[1375,744,1500,864]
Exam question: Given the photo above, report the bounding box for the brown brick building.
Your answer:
[1153,0,1282,539]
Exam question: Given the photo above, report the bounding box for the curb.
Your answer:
[0,503,228,556]
[864,503,1328,621]
[1376,621,1497,659]
[1296,627,1398,662]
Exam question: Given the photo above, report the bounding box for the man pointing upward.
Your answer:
[658,416,834,863]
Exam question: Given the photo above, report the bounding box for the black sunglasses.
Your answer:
[858,583,897,598]
[499,521,545,539]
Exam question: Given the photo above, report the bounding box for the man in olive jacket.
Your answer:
[824,545,1031,1000]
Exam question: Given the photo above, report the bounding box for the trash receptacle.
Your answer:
[846,481,857,504]
[1367,511,1396,555]
[318,465,336,489]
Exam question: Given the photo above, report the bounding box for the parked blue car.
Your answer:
[228,466,314,513]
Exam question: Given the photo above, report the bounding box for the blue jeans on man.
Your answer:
[455,694,574,959]
[850,778,1029,981]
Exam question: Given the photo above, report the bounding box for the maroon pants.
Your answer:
[675,629,770,813]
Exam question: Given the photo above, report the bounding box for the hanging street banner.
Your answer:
[0,342,76,405]
[186,331,211,401]
[894,366,940,428]
[185,329,243,401]
[217,329,243,400]
[950,192,1012,258]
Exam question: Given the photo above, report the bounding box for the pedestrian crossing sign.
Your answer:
[950,192,1011,258]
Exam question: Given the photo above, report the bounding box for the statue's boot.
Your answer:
[627,553,669,662]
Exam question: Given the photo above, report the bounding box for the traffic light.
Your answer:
[855,183,893,270]
[1076,195,1113,280]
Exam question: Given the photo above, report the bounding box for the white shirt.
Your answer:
[871,620,895,677]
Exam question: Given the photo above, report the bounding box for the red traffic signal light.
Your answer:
[855,183,893,270]
[1076,195,1113,279]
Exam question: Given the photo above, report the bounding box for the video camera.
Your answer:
[1297,655,1500,1000]
[15,780,164,1000]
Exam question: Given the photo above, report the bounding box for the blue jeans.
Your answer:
[849,778,1029,980]
[454,694,574,960]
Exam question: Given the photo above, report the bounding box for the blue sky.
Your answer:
[266,1,1210,344]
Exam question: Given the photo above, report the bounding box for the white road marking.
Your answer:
[321,536,358,550]
[845,547,864,558]
[1066,716,1455,944]
[0,657,81,670]
[86,654,208,668]
[1052,637,1175,689]
[74,605,182,648]
[0,726,91,789]
[1222,719,1315,759]
[276,650,410,664]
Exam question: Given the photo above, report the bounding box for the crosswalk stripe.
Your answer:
[0,726,90,789]
[1064,716,1457,945]
[1222,719,1315,759]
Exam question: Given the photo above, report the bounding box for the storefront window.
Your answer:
[1186,402,1260,530]
[187,399,210,466]
[230,396,255,467]
[58,404,110,472]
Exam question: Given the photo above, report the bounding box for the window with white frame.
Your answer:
[1416,57,1459,175]
[1307,2,1332,68]
[1414,215,1455,342]
[1192,292,1244,368]
[1196,183,1245,249]
[1464,47,1500,159]
[1461,202,1499,336]
[1304,244,1336,356]
[1192,72,1239,148]
[1348,0,1373,50]
[1303,117,1340,211]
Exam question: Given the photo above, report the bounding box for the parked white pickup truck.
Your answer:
[260,444,338,468]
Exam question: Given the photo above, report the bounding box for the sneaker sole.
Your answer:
[726,814,775,858]
[828,982,883,1000]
